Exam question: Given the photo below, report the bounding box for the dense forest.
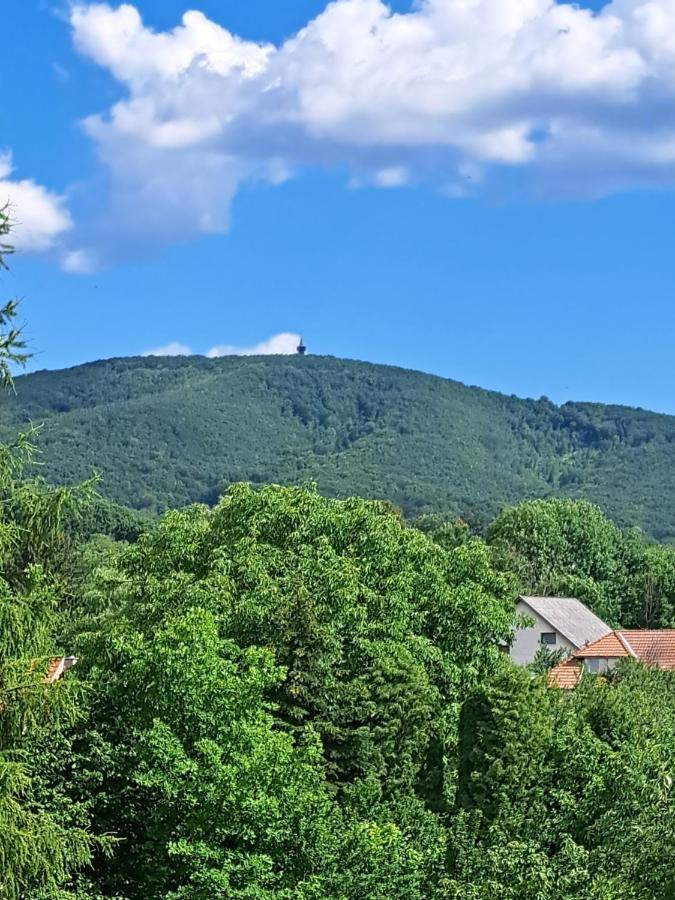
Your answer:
[1,354,675,538]
[7,481,675,899]
[4,209,675,898]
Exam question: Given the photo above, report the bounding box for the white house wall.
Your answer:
[510,600,576,665]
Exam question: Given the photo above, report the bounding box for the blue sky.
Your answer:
[4,0,675,414]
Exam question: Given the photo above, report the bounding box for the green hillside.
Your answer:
[1,354,674,538]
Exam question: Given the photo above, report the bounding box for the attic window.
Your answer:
[540,632,557,646]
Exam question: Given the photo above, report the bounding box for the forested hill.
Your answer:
[1,353,674,538]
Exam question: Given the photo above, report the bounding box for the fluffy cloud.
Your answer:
[0,151,73,253]
[67,0,675,261]
[142,333,301,357]
[143,341,192,357]
[206,332,301,357]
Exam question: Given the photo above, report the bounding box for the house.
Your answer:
[44,656,77,684]
[548,630,675,687]
[509,596,611,666]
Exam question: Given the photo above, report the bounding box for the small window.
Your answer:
[540,632,557,646]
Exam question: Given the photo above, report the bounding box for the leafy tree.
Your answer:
[411,514,472,552]
[528,644,567,675]
[621,542,675,628]
[0,207,94,898]
[488,497,675,629]
[488,498,628,624]
[65,484,515,897]
[448,661,675,899]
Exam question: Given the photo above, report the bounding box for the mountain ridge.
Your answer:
[23,353,673,419]
[1,354,673,539]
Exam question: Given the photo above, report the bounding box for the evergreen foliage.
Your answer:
[0,207,95,898]
[3,198,675,895]
[64,485,514,898]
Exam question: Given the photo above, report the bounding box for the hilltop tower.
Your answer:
[297,337,307,356]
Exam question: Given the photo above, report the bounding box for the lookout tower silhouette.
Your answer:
[297,337,307,356]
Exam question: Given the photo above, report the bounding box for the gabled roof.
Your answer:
[576,630,675,669]
[44,656,77,684]
[518,596,611,649]
[574,631,633,659]
[621,631,675,668]
[547,658,583,689]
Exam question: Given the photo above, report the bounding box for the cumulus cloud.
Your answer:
[206,332,301,357]
[0,151,73,253]
[142,333,301,357]
[66,0,675,262]
[143,341,193,357]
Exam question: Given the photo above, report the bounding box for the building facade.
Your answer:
[509,596,611,666]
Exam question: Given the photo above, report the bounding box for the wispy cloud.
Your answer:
[142,333,302,358]
[59,0,675,265]
[207,332,301,358]
[143,341,192,357]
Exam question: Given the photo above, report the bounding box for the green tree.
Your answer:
[448,661,675,899]
[621,541,675,628]
[0,207,94,898]
[488,498,628,624]
[66,484,515,897]
[0,205,28,387]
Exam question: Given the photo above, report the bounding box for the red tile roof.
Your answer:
[43,656,77,684]
[620,630,675,668]
[548,630,675,687]
[547,658,583,689]
[575,630,675,668]
[574,631,633,659]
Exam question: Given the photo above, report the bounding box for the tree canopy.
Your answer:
[63,484,514,898]
[0,205,94,899]
[1,203,675,897]
[2,353,675,539]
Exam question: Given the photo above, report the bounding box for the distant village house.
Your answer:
[509,596,610,666]
[548,630,675,688]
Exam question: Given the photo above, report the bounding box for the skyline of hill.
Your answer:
[1,353,674,539]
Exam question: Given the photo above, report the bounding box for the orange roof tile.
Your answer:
[43,656,77,684]
[575,631,632,659]
[573,630,675,669]
[547,658,583,689]
[620,630,675,669]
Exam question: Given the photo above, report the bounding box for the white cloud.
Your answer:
[207,332,301,357]
[61,248,97,274]
[373,167,409,188]
[143,341,192,357]
[65,0,675,262]
[0,151,73,253]
[141,333,301,357]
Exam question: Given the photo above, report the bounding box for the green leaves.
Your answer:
[65,484,515,898]
[450,660,675,899]
[488,498,670,627]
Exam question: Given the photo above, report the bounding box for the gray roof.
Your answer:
[518,596,611,649]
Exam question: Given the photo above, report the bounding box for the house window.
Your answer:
[585,658,611,674]
[540,632,557,646]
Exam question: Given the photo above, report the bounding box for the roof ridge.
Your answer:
[622,628,675,635]
[517,595,610,648]
[617,630,637,658]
